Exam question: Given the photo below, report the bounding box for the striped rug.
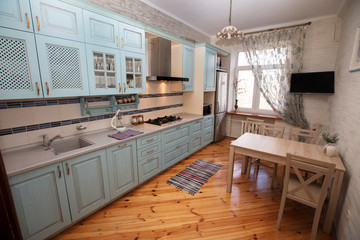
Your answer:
[167,159,222,195]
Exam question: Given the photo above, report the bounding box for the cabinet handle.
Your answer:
[66,163,70,175]
[116,36,119,47]
[36,16,40,31]
[121,37,124,48]
[36,82,40,96]
[176,145,181,149]
[147,149,154,154]
[45,82,49,95]
[147,157,155,162]
[25,13,30,29]
[146,139,154,143]
[118,143,127,148]
[119,83,122,92]
[124,83,126,92]
[57,165,62,178]
[176,126,181,130]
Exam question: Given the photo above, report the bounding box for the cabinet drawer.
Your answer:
[138,152,161,183]
[202,130,214,146]
[191,119,203,136]
[203,115,214,130]
[162,141,190,169]
[191,134,202,153]
[137,132,161,149]
[137,142,161,159]
[162,124,191,149]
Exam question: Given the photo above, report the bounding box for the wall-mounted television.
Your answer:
[290,71,334,94]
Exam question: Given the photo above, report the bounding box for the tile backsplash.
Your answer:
[0,82,184,150]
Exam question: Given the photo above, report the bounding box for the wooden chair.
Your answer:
[276,153,335,240]
[245,117,264,134]
[247,123,285,186]
[289,127,320,144]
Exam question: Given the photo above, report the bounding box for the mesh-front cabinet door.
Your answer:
[0,0,34,32]
[36,35,89,98]
[0,27,43,100]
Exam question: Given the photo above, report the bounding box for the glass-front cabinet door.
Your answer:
[86,44,121,95]
[122,51,146,94]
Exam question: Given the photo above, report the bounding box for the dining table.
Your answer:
[226,133,346,234]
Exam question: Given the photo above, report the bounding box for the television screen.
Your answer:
[290,71,334,94]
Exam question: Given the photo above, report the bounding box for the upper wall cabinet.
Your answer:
[119,23,145,54]
[0,27,43,100]
[86,44,122,95]
[36,35,89,98]
[182,44,195,92]
[83,10,119,49]
[30,0,85,42]
[204,48,217,92]
[0,0,33,32]
[122,51,146,94]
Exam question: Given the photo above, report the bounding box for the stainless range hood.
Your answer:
[146,37,189,81]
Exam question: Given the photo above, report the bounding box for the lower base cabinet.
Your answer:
[63,149,110,221]
[138,152,161,183]
[202,115,215,147]
[106,140,138,199]
[9,163,71,240]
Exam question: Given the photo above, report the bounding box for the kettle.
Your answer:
[111,110,126,131]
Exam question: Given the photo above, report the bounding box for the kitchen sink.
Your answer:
[51,137,94,155]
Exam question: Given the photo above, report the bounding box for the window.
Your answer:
[234,50,275,114]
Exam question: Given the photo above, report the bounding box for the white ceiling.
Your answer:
[141,0,347,38]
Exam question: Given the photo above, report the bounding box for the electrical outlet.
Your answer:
[346,209,351,222]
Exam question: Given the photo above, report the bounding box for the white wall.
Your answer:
[330,0,360,238]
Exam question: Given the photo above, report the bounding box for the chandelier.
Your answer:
[216,0,243,39]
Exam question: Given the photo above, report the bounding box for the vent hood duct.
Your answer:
[146,37,189,81]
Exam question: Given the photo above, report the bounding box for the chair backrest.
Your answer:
[283,153,335,208]
[245,117,264,134]
[260,123,285,138]
[288,127,319,144]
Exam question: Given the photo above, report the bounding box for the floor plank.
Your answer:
[53,138,336,240]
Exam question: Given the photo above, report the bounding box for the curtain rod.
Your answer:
[243,21,312,36]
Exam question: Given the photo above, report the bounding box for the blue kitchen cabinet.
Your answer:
[36,34,89,98]
[0,27,44,100]
[162,123,191,169]
[9,163,71,240]
[137,133,162,183]
[204,48,217,92]
[86,44,122,95]
[190,119,203,153]
[119,23,145,54]
[202,115,215,146]
[83,10,119,49]
[63,149,110,221]
[121,51,146,94]
[182,44,195,92]
[0,0,33,32]
[30,0,84,42]
[106,140,138,199]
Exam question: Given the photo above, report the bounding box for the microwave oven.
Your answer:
[203,104,212,115]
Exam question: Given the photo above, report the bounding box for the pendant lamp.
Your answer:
[216,0,243,39]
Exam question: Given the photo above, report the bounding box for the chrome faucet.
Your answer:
[42,134,63,149]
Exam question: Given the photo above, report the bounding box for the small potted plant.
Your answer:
[321,131,339,157]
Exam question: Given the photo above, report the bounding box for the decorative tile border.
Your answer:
[0,104,183,136]
[0,93,182,109]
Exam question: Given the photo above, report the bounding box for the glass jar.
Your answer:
[131,116,138,125]
[137,115,143,124]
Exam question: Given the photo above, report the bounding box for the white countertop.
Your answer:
[3,113,204,177]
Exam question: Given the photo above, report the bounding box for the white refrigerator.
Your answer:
[214,71,228,142]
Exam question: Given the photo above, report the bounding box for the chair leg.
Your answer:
[276,191,287,230]
[310,206,322,240]
[271,163,278,188]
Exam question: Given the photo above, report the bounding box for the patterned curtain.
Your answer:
[242,27,309,129]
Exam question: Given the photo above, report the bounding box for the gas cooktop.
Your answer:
[145,115,182,126]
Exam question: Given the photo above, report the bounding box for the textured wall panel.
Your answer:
[330,0,360,239]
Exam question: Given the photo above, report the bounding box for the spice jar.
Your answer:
[117,98,123,104]
[137,115,144,124]
[131,95,135,102]
[131,116,138,125]
[123,97,128,104]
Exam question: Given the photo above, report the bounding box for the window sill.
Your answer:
[226,111,282,120]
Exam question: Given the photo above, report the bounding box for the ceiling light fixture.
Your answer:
[216,0,243,39]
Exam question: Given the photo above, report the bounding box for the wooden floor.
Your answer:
[53,138,336,240]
